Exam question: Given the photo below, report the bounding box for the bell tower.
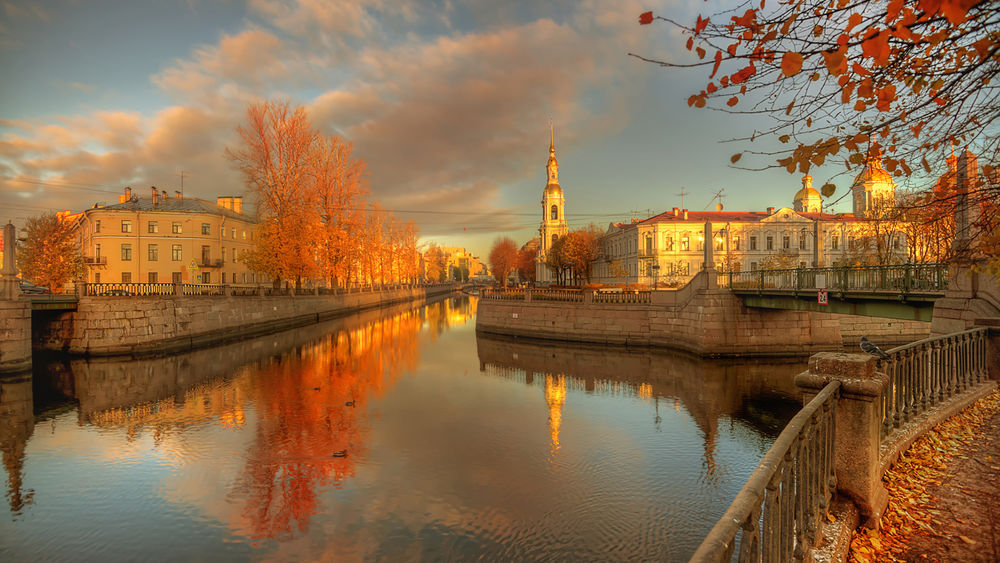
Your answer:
[536,120,569,284]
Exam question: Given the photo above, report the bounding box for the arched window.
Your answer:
[550,205,558,220]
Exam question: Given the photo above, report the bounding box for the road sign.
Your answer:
[817,290,828,305]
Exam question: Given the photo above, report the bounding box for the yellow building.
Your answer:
[439,246,485,281]
[77,186,259,285]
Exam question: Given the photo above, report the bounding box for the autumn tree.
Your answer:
[559,226,603,283]
[423,244,447,283]
[312,134,367,288]
[16,212,83,291]
[227,100,319,288]
[488,237,518,287]
[636,2,1000,264]
[517,244,538,285]
[545,235,570,285]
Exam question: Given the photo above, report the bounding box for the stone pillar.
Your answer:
[703,221,718,290]
[813,221,824,267]
[525,288,532,303]
[953,150,980,258]
[0,299,31,373]
[796,352,889,527]
[173,281,182,296]
[1,222,19,300]
[583,290,594,305]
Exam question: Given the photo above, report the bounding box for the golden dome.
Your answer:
[794,175,821,201]
[852,156,894,186]
[544,183,563,196]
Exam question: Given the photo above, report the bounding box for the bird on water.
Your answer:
[860,336,891,360]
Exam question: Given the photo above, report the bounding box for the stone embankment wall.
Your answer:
[0,300,31,373]
[476,275,928,357]
[38,284,458,357]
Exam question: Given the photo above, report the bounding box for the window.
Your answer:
[172,222,182,234]
[714,238,724,251]
[172,272,182,283]
[148,244,158,261]
[551,234,558,248]
[94,272,101,283]
[201,223,210,235]
[95,220,101,233]
[799,234,807,250]
[222,272,226,283]
[148,221,158,234]
[550,205,558,220]
[172,245,182,261]
[122,272,132,283]
[782,236,790,250]
[202,271,211,283]
[665,235,674,251]
[231,227,236,239]
[765,236,773,250]
[734,236,741,250]
[121,220,132,233]
[750,236,757,251]
[201,245,210,264]
[242,230,247,240]
[849,236,856,249]
[799,262,807,269]
[148,272,158,283]
[751,262,758,271]
[831,236,839,250]
[95,244,101,260]
[232,248,238,262]
[892,235,901,250]
[644,237,653,254]
[680,235,690,251]
[121,244,132,261]
[222,247,226,263]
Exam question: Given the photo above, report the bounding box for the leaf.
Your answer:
[822,47,848,75]
[821,183,836,197]
[695,15,710,34]
[696,46,706,59]
[686,36,694,51]
[958,535,978,545]
[846,12,863,32]
[781,51,804,77]
[639,11,653,25]
[730,153,742,163]
[711,50,723,78]
[727,96,739,107]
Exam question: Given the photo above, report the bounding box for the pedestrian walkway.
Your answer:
[848,390,1000,562]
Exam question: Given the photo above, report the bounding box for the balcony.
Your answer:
[83,256,107,266]
[198,259,223,268]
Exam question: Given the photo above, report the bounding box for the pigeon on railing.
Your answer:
[860,336,891,361]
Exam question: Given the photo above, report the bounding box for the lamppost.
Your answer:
[652,263,660,289]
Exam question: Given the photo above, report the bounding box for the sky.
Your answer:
[1,0,889,258]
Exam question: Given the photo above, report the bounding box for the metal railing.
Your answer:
[724,263,947,294]
[532,289,583,302]
[78,282,438,298]
[81,282,176,296]
[691,381,840,563]
[879,327,989,439]
[481,288,526,300]
[593,290,651,304]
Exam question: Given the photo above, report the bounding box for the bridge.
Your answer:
[717,263,947,321]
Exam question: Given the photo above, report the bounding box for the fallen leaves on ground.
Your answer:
[848,390,1000,563]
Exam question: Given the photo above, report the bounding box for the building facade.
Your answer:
[77,187,259,285]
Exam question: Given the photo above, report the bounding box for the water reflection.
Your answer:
[1,295,807,561]
[476,335,804,481]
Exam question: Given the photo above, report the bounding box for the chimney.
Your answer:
[162,190,169,199]
[216,196,231,210]
[151,186,158,206]
[767,206,775,214]
[124,186,132,200]
[673,207,680,217]
[233,196,243,214]
[683,209,688,220]
[175,190,183,200]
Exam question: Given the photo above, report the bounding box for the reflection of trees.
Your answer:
[231,310,423,542]
[0,374,34,517]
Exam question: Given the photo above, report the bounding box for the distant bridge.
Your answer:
[719,263,947,321]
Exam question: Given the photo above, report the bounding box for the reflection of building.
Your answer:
[544,375,566,457]
[590,156,907,286]
[75,186,258,284]
[0,374,34,516]
[535,122,568,284]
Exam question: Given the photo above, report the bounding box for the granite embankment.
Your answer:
[36,284,460,357]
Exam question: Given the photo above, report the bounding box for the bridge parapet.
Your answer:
[722,263,947,295]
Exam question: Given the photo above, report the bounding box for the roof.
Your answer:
[91,196,253,222]
[852,157,895,186]
[794,187,822,200]
[626,208,865,227]
[544,183,563,196]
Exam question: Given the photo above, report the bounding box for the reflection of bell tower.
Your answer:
[544,374,567,458]
[536,121,569,284]
[0,374,35,516]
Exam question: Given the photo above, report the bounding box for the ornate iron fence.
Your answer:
[81,282,176,296]
[727,263,947,294]
[879,327,989,439]
[690,381,840,563]
[532,289,583,302]
[593,291,651,304]
[481,288,526,300]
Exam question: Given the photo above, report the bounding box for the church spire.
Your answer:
[546,119,559,185]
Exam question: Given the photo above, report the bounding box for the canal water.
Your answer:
[1,295,806,561]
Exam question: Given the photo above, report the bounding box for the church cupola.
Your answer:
[851,149,896,217]
[793,175,823,213]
